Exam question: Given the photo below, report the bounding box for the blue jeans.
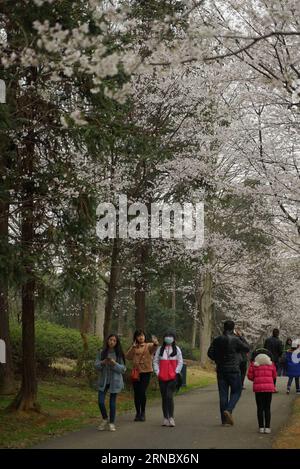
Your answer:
[287,376,300,391]
[217,371,242,423]
[98,384,117,423]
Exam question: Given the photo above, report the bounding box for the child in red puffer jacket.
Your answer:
[247,351,277,434]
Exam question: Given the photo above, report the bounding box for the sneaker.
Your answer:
[168,417,176,427]
[97,420,108,431]
[140,412,146,421]
[264,428,271,434]
[108,423,116,431]
[259,428,265,433]
[223,410,234,426]
[162,418,169,426]
[286,389,290,394]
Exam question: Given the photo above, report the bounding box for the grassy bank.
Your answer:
[273,397,300,449]
[0,365,216,449]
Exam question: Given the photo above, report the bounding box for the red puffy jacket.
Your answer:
[247,354,277,393]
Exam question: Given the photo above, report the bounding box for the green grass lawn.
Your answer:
[0,366,216,448]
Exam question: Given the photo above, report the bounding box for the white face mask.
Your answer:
[164,337,174,345]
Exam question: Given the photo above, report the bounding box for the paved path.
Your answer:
[34,377,295,449]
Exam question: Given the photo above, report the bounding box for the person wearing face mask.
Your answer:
[153,331,183,427]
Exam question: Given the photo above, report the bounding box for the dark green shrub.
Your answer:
[10,320,102,370]
[178,341,199,361]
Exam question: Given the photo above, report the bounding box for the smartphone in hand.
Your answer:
[151,335,159,345]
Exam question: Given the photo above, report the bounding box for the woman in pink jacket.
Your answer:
[247,351,277,434]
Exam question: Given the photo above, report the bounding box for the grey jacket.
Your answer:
[95,352,126,393]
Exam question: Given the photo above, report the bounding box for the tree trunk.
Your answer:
[0,285,14,395]
[0,156,14,394]
[191,296,198,349]
[135,244,148,330]
[117,308,124,337]
[76,301,92,376]
[171,272,176,329]
[10,120,39,411]
[198,270,213,367]
[0,284,15,395]
[135,279,146,330]
[95,279,105,341]
[103,238,120,340]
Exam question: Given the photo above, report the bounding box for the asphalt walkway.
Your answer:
[34,377,294,449]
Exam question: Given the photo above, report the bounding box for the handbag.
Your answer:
[130,346,146,383]
[175,372,183,391]
[130,367,140,382]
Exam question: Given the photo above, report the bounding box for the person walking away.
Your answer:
[235,327,249,389]
[207,320,250,426]
[264,328,283,391]
[95,334,126,431]
[153,331,183,427]
[278,337,292,377]
[284,340,300,395]
[247,350,277,434]
[125,329,159,421]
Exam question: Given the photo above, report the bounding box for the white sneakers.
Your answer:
[97,420,116,431]
[97,420,108,431]
[162,418,176,427]
[259,428,271,434]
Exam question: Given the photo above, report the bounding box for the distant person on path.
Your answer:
[207,320,250,426]
[264,329,283,390]
[235,327,249,389]
[284,340,300,395]
[95,334,126,432]
[153,331,183,427]
[247,349,277,434]
[278,337,292,377]
[125,329,159,422]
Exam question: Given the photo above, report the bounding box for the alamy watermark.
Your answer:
[0,339,5,364]
[0,79,6,103]
[96,195,204,249]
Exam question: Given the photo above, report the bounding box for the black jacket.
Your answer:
[207,331,250,373]
[264,336,283,364]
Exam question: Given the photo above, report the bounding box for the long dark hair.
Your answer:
[159,332,177,357]
[100,334,125,364]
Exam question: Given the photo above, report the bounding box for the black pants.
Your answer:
[240,361,248,387]
[159,379,177,419]
[287,376,300,391]
[132,372,151,415]
[255,392,272,428]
